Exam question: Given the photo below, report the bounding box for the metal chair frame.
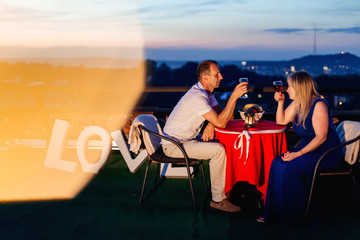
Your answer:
[138,125,208,210]
[304,134,360,225]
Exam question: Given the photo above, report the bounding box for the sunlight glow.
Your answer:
[0,0,145,201]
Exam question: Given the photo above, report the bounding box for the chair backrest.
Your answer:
[336,120,360,165]
[133,114,163,155]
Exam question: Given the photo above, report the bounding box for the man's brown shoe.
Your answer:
[210,198,241,213]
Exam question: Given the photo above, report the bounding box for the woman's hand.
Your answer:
[281,150,302,161]
[274,91,285,102]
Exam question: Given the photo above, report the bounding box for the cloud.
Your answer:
[0,2,142,30]
[265,26,360,35]
[327,26,360,34]
[264,28,308,34]
[0,5,59,23]
[137,0,243,21]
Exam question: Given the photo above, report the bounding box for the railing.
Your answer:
[134,86,360,121]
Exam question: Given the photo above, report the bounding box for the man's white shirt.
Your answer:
[162,82,218,143]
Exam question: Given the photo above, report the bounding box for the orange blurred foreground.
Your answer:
[0,60,145,201]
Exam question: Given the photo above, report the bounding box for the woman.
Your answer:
[264,71,343,227]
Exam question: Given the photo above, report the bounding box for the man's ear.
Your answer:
[202,74,209,82]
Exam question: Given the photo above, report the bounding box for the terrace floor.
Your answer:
[1,151,360,240]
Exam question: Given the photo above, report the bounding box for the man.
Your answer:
[161,60,248,212]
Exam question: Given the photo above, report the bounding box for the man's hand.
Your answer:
[202,82,248,129]
[201,123,215,141]
[232,82,248,99]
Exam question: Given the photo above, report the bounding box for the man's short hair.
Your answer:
[196,60,218,81]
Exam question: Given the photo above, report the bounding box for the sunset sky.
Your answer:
[0,0,359,60]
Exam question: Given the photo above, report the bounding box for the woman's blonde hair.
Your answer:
[288,71,320,128]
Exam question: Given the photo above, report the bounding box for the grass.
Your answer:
[1,151,360,240]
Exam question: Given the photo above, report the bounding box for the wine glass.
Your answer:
[239,78,248,99]
[273,80,284,100]
[273,81,283,92]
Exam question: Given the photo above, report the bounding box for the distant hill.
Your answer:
[160,52,360,77]
[291,52,360,64]
[234,52,360,76]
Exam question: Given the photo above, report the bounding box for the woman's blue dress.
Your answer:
[264,97,344,227]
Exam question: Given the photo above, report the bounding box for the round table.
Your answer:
[215,119,287,201]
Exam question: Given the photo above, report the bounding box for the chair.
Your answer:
[129,114,208,210]
[304,120,360,225]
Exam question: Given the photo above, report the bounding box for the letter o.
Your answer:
[77,126,111,173]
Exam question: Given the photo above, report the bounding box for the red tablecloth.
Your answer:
[215,120,287,200]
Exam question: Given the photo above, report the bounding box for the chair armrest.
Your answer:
[311,134,360,182]
[138,125,190,161]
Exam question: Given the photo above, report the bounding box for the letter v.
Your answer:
[111,130,147,173]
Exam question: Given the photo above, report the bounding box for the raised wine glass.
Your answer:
[273,80,283,92]
[239,77,248,99]
[273,80,284,100]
